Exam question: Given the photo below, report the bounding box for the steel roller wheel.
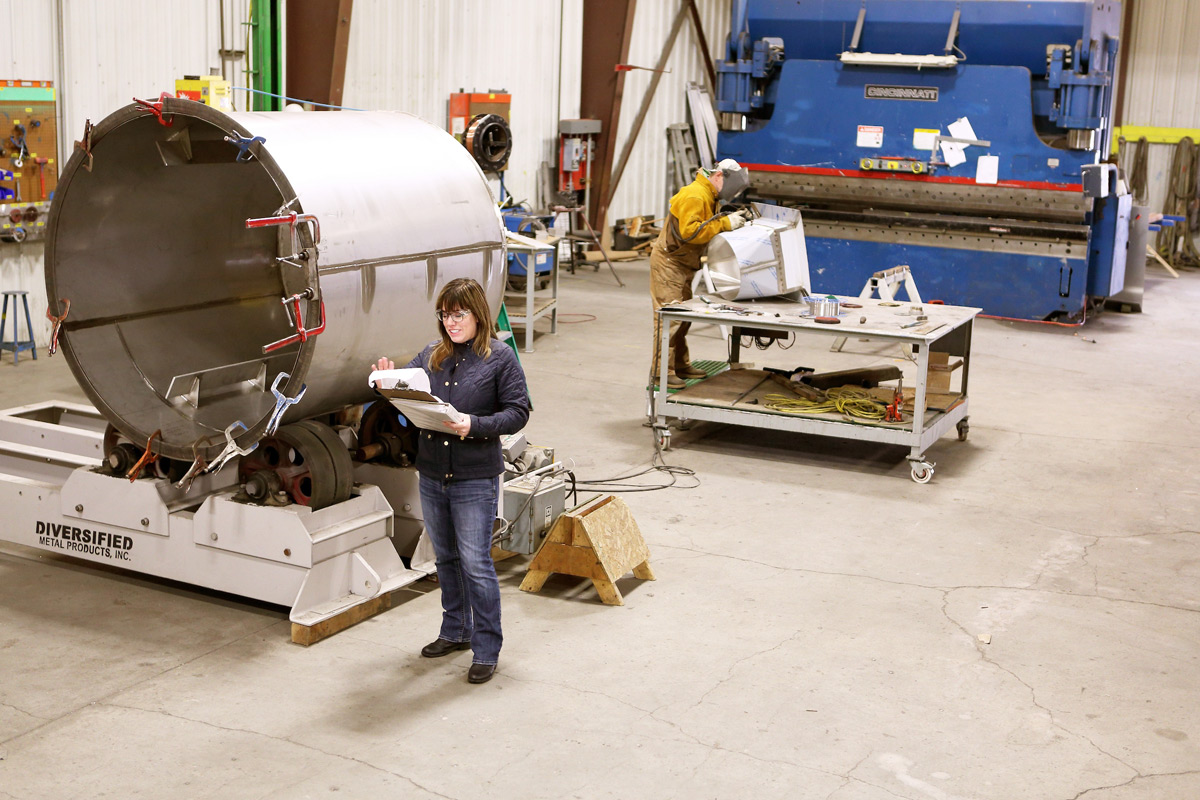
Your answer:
[241,423,339,509]
[293,419,354,505]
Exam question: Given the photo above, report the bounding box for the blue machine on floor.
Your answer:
[715,0,1127,320]
[502,210,555,282]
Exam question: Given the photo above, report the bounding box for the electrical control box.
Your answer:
[175,74,233,111]
[448,91,510,137]
[500,472,566,554]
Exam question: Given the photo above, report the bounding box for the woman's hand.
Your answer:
[369,357,395,387]
[443,416,471,438]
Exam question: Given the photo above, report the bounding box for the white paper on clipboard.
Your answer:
[378,389,466,430]
[370,368,466,430]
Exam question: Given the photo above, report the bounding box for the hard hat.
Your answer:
[716,158,742,173]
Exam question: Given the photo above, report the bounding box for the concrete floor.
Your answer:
[1,260,1198,800]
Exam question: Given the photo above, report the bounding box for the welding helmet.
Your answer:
[715,159,749,200]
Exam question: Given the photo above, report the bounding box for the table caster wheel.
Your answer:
[654,429,671,451]
[910,462,934,484]
[956,419,969,441]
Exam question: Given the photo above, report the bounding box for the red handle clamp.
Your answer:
[263,298,326,354]
[127,430,162,482]
[132,93,176,127]
[46,298,71,356]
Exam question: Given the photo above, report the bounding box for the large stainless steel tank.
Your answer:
[46,98,505,461]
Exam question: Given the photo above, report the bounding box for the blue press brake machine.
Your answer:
[715,0,1129,320]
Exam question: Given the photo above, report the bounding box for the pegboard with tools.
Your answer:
[0,79,58,243]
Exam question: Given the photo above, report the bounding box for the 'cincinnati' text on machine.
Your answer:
[864,85,939,102]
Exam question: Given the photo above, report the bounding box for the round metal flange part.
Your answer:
[46,98,506,461]
[463,113,512,172]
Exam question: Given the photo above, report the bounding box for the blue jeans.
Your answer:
[418,474,502,665]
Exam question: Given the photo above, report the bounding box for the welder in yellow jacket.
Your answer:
[650,158,747,388]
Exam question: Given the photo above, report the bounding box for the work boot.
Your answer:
[468,663,497,684]
[666,374,686,388]
[421,638,470,658]
[675,364,708,379]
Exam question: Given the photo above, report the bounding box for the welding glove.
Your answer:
[727,209,748,230]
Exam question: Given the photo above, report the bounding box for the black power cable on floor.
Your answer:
[570,434,700,494]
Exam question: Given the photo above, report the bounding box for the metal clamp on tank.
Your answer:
[245,211,322,259]
[45,298,70,356]
[204,421,258,475]
[264,289,327,354]
[132,93,176,127]
[265,372,307,436]
[223,132,267,162]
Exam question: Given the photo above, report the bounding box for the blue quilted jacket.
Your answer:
[404,339,530,481]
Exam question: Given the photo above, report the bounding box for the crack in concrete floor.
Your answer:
[102,702,456,800]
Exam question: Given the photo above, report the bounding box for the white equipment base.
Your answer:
[0,401,431,626]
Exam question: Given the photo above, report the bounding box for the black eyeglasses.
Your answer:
[436,310,472,323]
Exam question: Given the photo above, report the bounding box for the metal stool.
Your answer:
[0,290,37,364]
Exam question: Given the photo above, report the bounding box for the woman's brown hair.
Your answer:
[429,278,495,371]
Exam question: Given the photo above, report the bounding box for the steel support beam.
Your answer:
[581,0,638,235]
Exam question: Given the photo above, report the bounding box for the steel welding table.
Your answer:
[503,233,559,353]
[651,296,980,483]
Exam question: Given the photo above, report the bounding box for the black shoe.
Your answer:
[468,663,496,684]
[421,638,470,658]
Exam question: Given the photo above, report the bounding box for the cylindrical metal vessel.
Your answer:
[46,98,505,460]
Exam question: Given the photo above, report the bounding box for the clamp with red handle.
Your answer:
[263,289,326,354]
[46,298,70,356]
[245,211,322,258]
[132,93,176,127]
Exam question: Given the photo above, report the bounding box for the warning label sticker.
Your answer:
[857,125,884,148]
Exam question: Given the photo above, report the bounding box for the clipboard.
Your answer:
[377,387,466,430]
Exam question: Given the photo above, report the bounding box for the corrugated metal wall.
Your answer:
[607,0,729,223]
[341,0,727,224]
[343,0,584,210]
[1120,0,1200,213]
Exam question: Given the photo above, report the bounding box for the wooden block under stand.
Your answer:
[291,592,391,646]
[519,495,654,605]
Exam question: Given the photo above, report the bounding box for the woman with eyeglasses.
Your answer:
[371,277,530,684]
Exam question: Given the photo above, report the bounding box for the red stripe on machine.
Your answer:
[742,163,1082,193]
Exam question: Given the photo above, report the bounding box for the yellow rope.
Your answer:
[763,386,891,421]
